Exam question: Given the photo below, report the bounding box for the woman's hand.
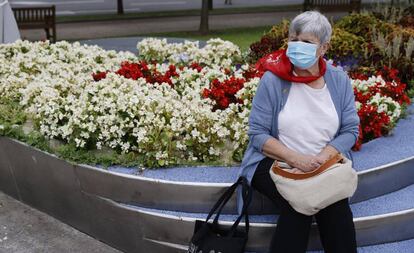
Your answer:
[316,144,340,163]
[286,153,326,173]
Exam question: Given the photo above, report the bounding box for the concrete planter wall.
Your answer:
[1,136,414,252]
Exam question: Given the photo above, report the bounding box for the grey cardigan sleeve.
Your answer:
[328,73,360,154]
[247,72,276,153]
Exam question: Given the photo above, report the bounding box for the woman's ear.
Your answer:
[318,42,330,57]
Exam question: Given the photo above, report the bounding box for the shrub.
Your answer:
[335,13,380,39]
[326,27,366,59]
[247,19,289,62]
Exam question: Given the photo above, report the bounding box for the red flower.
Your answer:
[218,97,230,108]
[350,69,410,150]
[242,65,264,80]
[353,68,410,106]
[202,76,246,111]
[355,103,391,147]
[202,88,210,98]
[107,61,177,88]
[189,62,203,72]
[349,72,369,80]
[92,71,108,81]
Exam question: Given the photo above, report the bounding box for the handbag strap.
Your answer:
[211,176,249,225]
[213,177,252,237]
[205,176,244,223]
[226,181,252,237]
[271,153,344,180]
[205,176,252,237]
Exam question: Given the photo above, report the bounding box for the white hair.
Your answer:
[289,11,332,44]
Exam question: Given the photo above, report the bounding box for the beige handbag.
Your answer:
[268,153,358,216]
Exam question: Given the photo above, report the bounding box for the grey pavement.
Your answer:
[8,0,303,16]
[8,0,387,16]
[19,11,348,41]
[0,191,121,253]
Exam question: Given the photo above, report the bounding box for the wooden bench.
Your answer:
[12,5,57,43]
[303,0,361,13]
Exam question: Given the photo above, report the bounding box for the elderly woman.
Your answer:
[236,11,359,253]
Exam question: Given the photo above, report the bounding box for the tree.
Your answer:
[117,0,124,14]
[199,0,209,34]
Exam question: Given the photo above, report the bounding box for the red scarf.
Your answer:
[255,49,326,84]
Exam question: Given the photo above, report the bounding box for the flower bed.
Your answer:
[0,39,258,168]
[0,32,412,169]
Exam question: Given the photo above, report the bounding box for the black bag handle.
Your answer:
[227,182,252,237]
[210,176,248,226]
[212,176,250,226]
[212,177,246,224]
[205,176,243,223]
[205,176,252,237]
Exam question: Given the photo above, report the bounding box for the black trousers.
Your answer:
[251,156,358,253]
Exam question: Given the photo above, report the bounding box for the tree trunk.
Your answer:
[117,0,124,14]
[199,0,209,34]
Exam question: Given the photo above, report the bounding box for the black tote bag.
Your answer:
[187,176,253,253]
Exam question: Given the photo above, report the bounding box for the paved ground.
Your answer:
[19,11,348,41]
[8,0,383,16]
[0,191,120,253]
[8,0,303,16]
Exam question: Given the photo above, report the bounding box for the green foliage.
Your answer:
[267,19,290,41]
[56,143,125,168]
[407,80,414,98]
[335,13,380,39]
[364,23,414,86]
[232,144,247,163]
[371,4,414,28]
[326,27,366,59]
[0,98,26,127]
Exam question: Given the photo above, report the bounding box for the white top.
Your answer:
[278,80,339,156]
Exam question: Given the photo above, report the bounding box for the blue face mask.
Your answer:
[286,41,319,69]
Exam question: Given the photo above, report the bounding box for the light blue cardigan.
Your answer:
[235,63,360,216]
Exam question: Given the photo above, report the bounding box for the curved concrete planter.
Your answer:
[120,201,414,252]
[75,155,414,215]
[1,136,414,252]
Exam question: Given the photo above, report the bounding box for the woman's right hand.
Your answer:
[286,153,325,173]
